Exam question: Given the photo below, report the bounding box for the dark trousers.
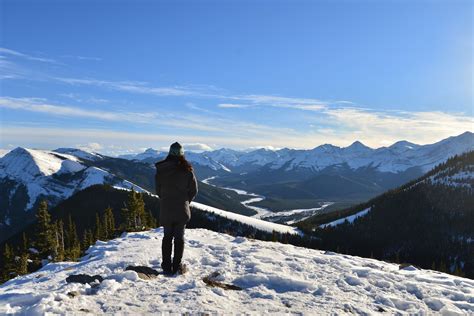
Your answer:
[161,223,186,271]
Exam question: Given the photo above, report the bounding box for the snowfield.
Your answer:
[1,228,473,315]
[191,202,300,235]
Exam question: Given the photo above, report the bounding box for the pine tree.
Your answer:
[108,208,116,237]
[22,232,28,253]
[102,207,115,239]
[54,220,65,261]
[94,213,104,240]
[122,190,146,232]
[35,200,55,259]
[17,252,29,275]
[145,210,156,229]
[82,229,94,251]
[65,215,81,260]
[2,243,16,281]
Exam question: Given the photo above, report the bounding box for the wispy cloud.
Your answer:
[54,77,215,97]
[59,93,109,104]
[54,76,337,110]
[217,103,252,108]
[321,107,474,146]
[0,47,60,65]
[0,96,300,137]
[0,97,158,123]
[62,55,102,61]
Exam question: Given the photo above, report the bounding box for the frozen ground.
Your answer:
[1,228,473,315]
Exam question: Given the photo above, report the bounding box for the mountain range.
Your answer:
[121,131,474,209]
[0,132,472,242]
[0,148,251,242]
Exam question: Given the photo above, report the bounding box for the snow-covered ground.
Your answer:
[320,208,372,228]
[1,228,473,315]
[191,202,300,235]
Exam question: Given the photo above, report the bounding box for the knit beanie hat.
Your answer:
[169,142,184,157]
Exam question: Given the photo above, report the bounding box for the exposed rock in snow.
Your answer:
[0,228,472,314]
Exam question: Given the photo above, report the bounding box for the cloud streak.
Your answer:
[0,47,60,64]
[54,76,337,111]
[0,97,158,123]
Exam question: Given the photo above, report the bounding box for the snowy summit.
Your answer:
[1,228,472,314]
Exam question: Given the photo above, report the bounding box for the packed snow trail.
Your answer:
[1,228,473,315]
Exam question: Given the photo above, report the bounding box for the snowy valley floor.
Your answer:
[1,228,473,315]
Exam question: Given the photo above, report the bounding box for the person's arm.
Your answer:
[155,170,161,198]
[188,172,198,202]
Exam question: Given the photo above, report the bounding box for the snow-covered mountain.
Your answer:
[0,148,146,240]
[247,131,473,173]
[122,132,473,174]
[119,148,231,173]
[1,227,472,314]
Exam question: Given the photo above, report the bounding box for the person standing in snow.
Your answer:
[155,142,198,275]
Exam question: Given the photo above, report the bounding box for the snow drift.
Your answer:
[0,228,473,314]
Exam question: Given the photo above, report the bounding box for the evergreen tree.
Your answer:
[82,229,94,251]
[94,212,105,240]
[54,220,65,261]
[145,210,157,229]
[17,252,29,276]
[122,190,146,231]
[22,232,28,253]
[35,200,55,259]
[2,244,16,281]
[102,207,115,239]
[65,215,81,260]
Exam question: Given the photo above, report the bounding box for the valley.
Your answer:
[203,176,333,224]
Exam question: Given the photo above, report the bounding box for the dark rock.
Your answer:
[67,291,80,298]
[66,274,104,284]
[125,265,160,280]
[399,263,419,270]
[202,272,242,291]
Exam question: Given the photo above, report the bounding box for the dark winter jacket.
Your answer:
[155,157,198,226]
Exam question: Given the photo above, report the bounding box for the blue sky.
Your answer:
[0,0,472,154]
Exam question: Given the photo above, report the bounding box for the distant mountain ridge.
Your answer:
[122,132,472,205]
[121,131,473,174]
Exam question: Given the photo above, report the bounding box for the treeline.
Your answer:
[298,151,474,279]
[1,190,156,283]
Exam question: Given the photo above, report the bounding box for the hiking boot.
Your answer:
[161,262,172,275]
[173,263,187,275]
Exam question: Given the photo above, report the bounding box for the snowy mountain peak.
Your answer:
[0,147,148,215]
[54,148,103,161]
[0,147,85,179]
[388,140,419,151]
[345,141,372,152]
